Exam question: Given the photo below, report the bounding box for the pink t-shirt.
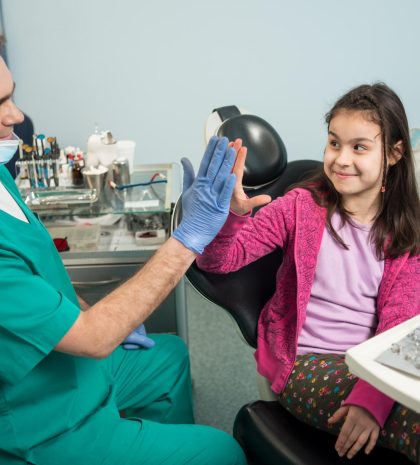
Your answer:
[298,212,384,355]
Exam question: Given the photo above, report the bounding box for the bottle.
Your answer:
[71,154,84,187]
[86,125,101,167]
[98,130,118,168]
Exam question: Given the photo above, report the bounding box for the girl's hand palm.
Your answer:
[229,139,271,215]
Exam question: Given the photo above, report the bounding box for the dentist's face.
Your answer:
[0,57,24,140]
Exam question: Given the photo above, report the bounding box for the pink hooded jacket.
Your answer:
[197,188,420,427]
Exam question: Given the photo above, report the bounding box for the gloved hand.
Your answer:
[172,136,236,254]
[121,324,155,350]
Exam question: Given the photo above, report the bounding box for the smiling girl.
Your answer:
[197,83,420,462]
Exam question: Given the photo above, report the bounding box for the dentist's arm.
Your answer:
[56,136,236,358]
[77,295,90,311]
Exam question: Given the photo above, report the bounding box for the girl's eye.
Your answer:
[329,140,339,148]
[354,144,367,151]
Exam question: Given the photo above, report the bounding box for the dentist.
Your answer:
[0,57,246,465]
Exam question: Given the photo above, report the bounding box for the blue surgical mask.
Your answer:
[0,132,20,164]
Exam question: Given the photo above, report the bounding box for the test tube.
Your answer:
[52,157,60,186]
[25,147,38,188]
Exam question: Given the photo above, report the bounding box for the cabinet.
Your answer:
[19,163,187,341]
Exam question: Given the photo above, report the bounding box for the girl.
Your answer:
[196,83,420,462]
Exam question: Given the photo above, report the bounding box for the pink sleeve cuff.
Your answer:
[343,379,395,428]
[217,209,251,235]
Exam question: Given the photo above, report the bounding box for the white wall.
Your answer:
[3,0,420,177]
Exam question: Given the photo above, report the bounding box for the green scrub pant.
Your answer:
[30,334,246,465]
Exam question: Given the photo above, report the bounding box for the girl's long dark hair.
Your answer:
[294,83,420,258]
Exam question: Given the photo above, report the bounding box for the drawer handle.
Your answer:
[72,277,122,287]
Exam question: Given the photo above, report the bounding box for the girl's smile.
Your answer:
[333,171,358,179]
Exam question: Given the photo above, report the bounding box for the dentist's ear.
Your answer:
[389,140,404,166]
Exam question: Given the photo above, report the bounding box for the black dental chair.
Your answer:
[173,107,412,465]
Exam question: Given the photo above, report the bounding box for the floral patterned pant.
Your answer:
[277,354,420,463]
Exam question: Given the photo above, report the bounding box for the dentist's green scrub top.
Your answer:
[0,167,115,464]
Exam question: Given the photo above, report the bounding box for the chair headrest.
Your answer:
[206,106,287,188]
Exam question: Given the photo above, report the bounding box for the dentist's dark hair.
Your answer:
[292,82,420,258]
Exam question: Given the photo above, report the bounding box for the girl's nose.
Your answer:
[335,147,352,166]
[2,100,24,127]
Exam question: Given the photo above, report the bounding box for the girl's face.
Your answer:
[324,110,385,206]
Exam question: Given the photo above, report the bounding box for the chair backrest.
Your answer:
[213,106,288,188]
[173,158,322,347]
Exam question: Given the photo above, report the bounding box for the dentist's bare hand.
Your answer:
[228,138,271,215]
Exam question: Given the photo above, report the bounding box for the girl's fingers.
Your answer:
[232,138,243,153]
[346,431,370,459]
[248,194,272,209]
[233,147,247,177]
[343,424,364,454]
[329,405,348,424]
[228,138,242,152]
[364,429,379,455]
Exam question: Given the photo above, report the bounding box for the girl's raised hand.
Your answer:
[229,138,272,215]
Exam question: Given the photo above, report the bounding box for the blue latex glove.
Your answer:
[172,136,236,254]
[122,324,155,350]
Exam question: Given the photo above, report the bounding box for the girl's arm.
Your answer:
[343,380,394,428]
[197,138,298,274]
[197,191,298,273]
